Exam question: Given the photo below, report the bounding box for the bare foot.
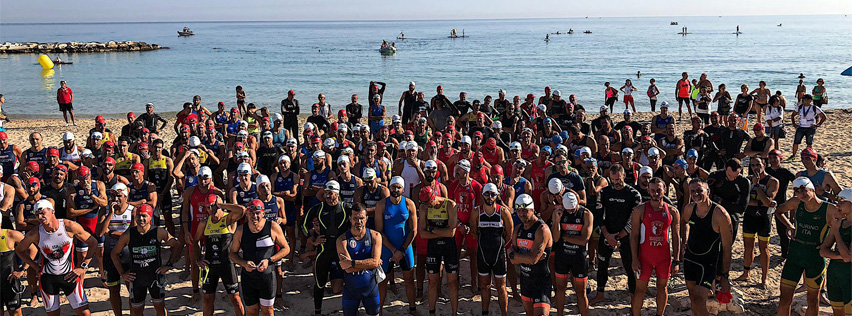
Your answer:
[588,292,606,305]
[733,272,750,282]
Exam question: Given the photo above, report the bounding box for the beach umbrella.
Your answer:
[843,66,852,76]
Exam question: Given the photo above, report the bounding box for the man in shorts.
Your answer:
[682,179,734,316]
[15,200,99,316]
[418,185,459,316]
[110,204,183,316]
[56,81,76,126]
[551,191,592,316]
[630,177,680,316]
[470,183,514,316]
[0,215,25,316]
[675,72,694,121]
[735,158,778,285]
[775,177,836,316]
[508,194,553,316]
[789,94,826,160]
[192,195,246,316]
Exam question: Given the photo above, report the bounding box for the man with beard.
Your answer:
[181,166,220,299]
[302,181,349,316]
[66,166,108,283]
[346,94,363,126]
[701,112,725,170]
[681,178,733,316]
[337,205,383,316]
[22,132,47,172]
[430,86,454,117]
[470,183,513,316]
[230,199,290,316]
[682,117,711,162]
[392,141,425,199]
[590,164,642,305]
[447,159,483,290]
[546,153,587,206]
[374,176,418,314]
[707,158,750,239]
[453,92,472,117]
[144,139,175,235]
[551,191,592,316]
[111,204,183,316]
[765,150,796,258]
[797,148,842,201]
[15,200,99,316]
[355,142,389,186]
[41,165,73,219]
[630,177,680,316]
[509,194,553,316]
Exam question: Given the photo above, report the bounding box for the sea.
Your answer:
[1,15,850,117]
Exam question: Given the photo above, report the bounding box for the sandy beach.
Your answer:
[4,108,850,315]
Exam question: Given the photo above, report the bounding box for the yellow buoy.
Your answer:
[37,54,54,70]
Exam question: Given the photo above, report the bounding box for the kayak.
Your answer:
[54,61,73,65]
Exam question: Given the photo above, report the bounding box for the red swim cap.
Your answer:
[138,204,154,217]
[419,186,436,203]
[77,166,90,178]
[491,165,504,176]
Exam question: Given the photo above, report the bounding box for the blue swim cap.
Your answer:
[544,118,552,124]
[674,159,688,168]
[584,157,598,165]
[574,148,583,160]
[541,146,552,156]
[551,135,563,145]
[686,149,699,158]
[560,131,570,140]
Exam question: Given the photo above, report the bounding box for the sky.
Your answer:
[1,0,851,23]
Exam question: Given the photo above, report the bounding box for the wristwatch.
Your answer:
[80,261,89,269]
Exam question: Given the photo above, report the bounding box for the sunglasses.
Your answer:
[554,160,567,165]
[483,192,498,198]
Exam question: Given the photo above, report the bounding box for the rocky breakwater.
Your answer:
[0,41,169,54]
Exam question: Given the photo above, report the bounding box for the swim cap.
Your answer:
[648,147,660,157]
[324,180,341,193]
[509,142,522,151]
[562,192,579,209]
[419,185,436,203]
[36,199,54,211]
[548,178,564,194]
[837,188,852,202]
[256,174,270,186]
[639,166,654,177]
[515,194,535,210]
[138,204,154,218]
[674,159,688,169]
[362,168,377,180]
[456,159,471,172]
[483,183,499,195]
[111,183,129,196]
[62,132,75,141]
[248,199,265,211]
[792,177,814,191]
[686,149,699,158]
[424,160,438,170]
[237,163,252,174]
[336,155,350,165]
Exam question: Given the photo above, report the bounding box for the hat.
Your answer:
[96,115,106,124]
[513,159,527,168]
[674,159,688,169]
[424,160,438,170]
[237,162,252,174]
[237,130,249,138]
[639,166,654,176]
[562,192,579,209]
[54,164,68,173]
[600,105,608,112]
[256,174,270,185]
[392,115,402,123]
[27,176,40,187]
[648,147,660,157]
[624,109,632,115]
[336,155,350,165]
[483,183,499,195]
[199,166,213,178]
[548,178,564,194]
[91,131,103,140]
[536,104,546,112]
[419,185,436,203]
[286,138,298,146]
[515,194,534,210]
[324,180,341,193]
[552,90,562,97]
[660,101,669,108]
[801,148,818,159]
[111,183,129,196]
[837,188,852,202]
[509,141,522,151]
[485,138,497,150]
[248,199,264,211]
[189,136,201,147]
[456,159,471,172]
[493,121,503,129]
[622,147,634,155]
[313,150,326,159]
[323,138,336,148]
[137,142,149,151]
[580,146,592,157]
[769,149,783,157]
[236,151,250,159]
[0,132,7,140]
[103,141,115,148]
[753,123,764,131]
[362,168,377,180]
[389,176,405,188]
[584,157,598,165]
[81,149,94,158]
[792,177,815,191]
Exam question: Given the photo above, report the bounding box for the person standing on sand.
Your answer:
[346,94,363,126]
[750,81,771,123]
[796,80,807,105]
[819,188,852,316]
[646,79,660,112]
[509,193,553,316]
[789,94,826,160]
[620,79,637,113]
[811,78,827,108]
[398,82,418,125]
[280,90,299,141]
[337,205,383,316]
[56,81,76,126]
[682,178,733,316]
[0,94,8,132]
[675,72,693,121]
[603,82,618,113]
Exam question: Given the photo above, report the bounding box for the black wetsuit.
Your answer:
[516,218,551,305]
[766,165,796,257]
[240,221,276,307]
[597,184,642,293]
[128,227,166,305]
[302,202,349,312]
[684,203,722,289]
[708,171,750,239]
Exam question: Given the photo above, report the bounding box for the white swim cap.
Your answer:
[456,159,471,172]
[111,183,129,196]
[337,155,350,165]
[256,174,270,185]
[515,194,534,210]
[639,166,654,177]
[792,177,815,191]
[562,192,579,209]
[237,163,252,174]
[648,147,660,157]
[324,180,340,193]
[189,136,201,147]
[548,178,564,194]
[323,138,336,148]
[483,183,499,195]
[36,199,54,211]
[389,176,405,188]
[62,132,75,141]
[837,188,852,202]
[313,150,326,159]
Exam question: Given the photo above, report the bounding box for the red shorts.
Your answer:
[455,230,477,251]
[624,95,634,104]
[638,253,671,281]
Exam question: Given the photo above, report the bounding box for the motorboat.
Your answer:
[178,26,194,36]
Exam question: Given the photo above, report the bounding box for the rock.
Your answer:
[0,41,166,54]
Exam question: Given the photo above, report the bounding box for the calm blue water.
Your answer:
[1,15,851,116]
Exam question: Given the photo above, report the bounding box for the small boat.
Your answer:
[54,61,73,65]
[449,29,466,38]
[177,26,194,36]
[396,31,406,40]
[583,30,592,34]
[568,29,574,34]
[777,23,782,27]
[379,46,396,55]
[670,21,679,25]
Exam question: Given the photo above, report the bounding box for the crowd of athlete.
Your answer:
[0,76,849,316]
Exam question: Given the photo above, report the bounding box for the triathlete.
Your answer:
[144,139,176,236]
[0,215,25,316]
[819,189,852,316]
[418,185,459,316]
[470,183,514,316]
[15,199,99,316]
[270,155,300,269]
[97,183,136,315]
[229,199,290,316]
[508,194,553,316]
[337,206,383,316]
[110,204,183,316]
[66,166,107,284]
[192,195,246,316]
[302,181,349,316]
[551,191,592,316]
[590,164,641,305]
[682,179,734,316]
[373,176,418,315]
[255,175,287,301]
[180,166,220,299]
[447,159,482,290]
[13,177,47,304]
[735,157,777,285]
[229,163,258,207]
[629,177,680,316]
[775,177,836,316]
[354,168,389,230]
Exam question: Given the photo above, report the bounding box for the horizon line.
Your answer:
[0,13,844,26]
